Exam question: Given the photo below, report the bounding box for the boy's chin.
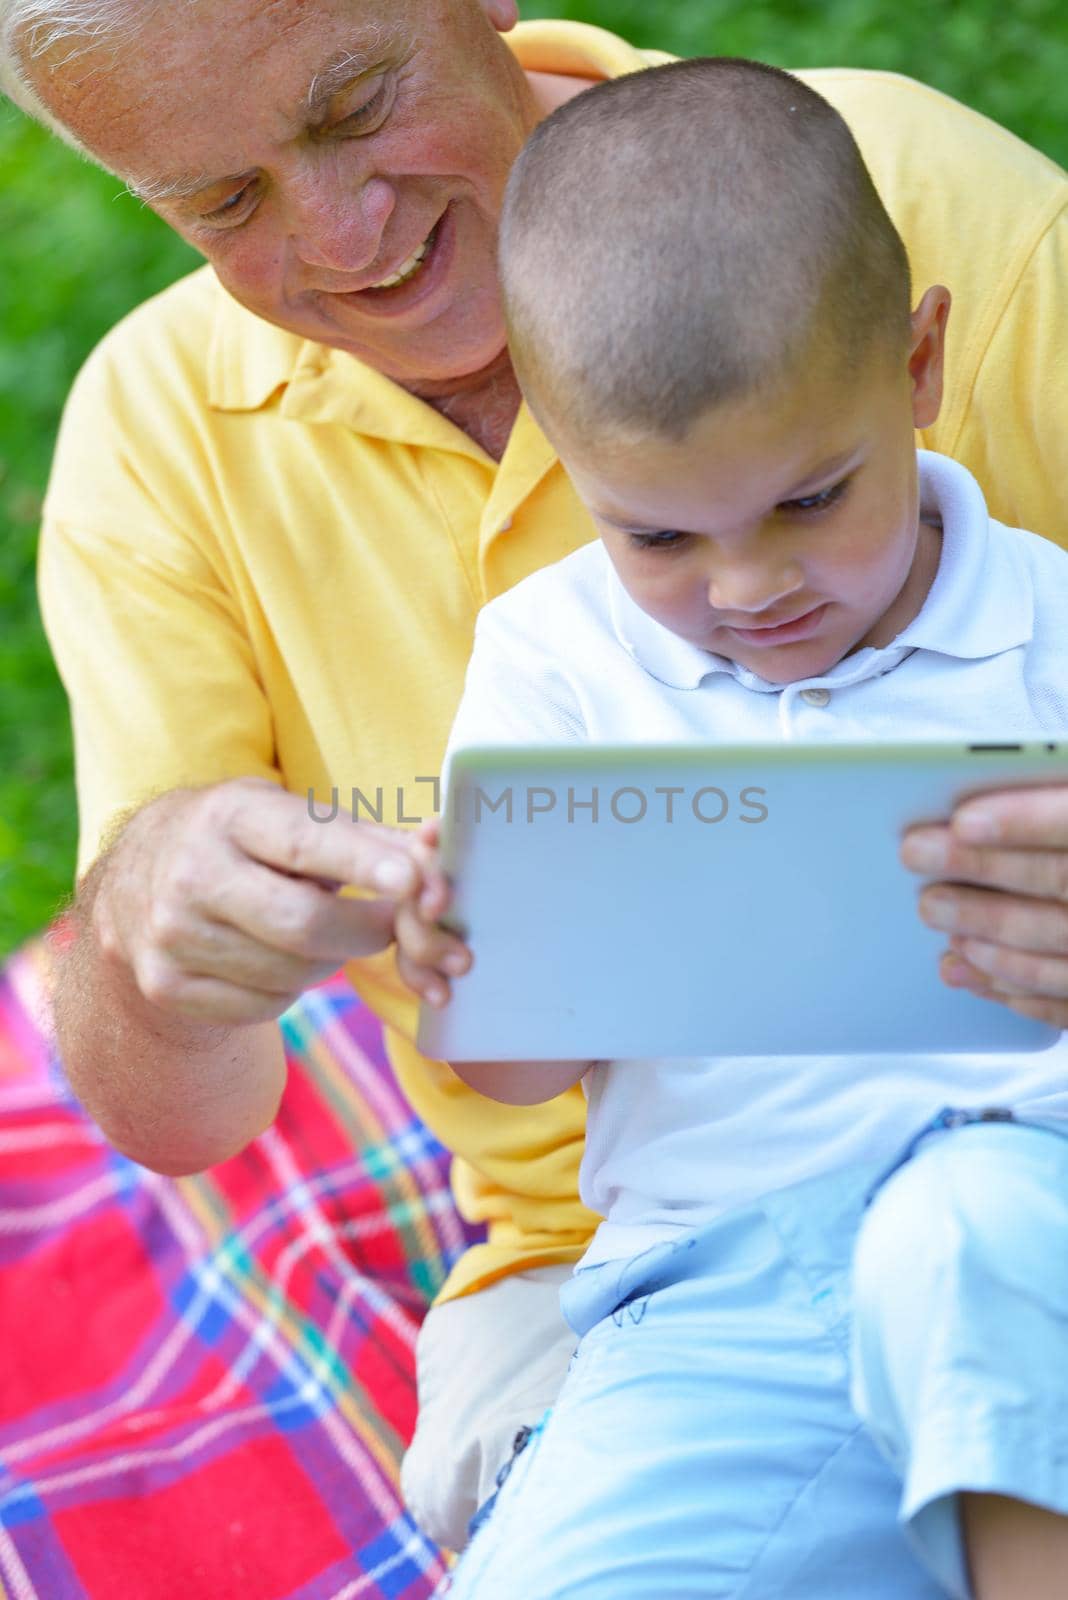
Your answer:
[738,645,842,685]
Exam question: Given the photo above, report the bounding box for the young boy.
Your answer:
[395,60,1068,1600]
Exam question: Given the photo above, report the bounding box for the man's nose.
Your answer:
[706,551,805,616]
[288,172,396,274]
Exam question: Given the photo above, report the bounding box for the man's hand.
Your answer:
[91,777,429,1024]
[901,784,1068,1027]
[391,818,473,1009]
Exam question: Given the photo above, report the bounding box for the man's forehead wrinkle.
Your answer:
[124,21,399,202]
[43,6,410,204]
[41,59,164,173]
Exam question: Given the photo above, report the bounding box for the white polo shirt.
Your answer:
[446,452,1068,1266]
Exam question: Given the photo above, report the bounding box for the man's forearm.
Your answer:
[44,778,414,1171]
[51,866,286,1176]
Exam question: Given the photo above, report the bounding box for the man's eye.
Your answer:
[334,79,391,134]
[630,530,689,551]
[780,478,850,516]
[202,184,256,225]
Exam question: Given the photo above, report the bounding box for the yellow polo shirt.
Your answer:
[39,21,1068,1302]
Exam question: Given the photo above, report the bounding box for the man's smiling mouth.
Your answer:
[366,221,441,291]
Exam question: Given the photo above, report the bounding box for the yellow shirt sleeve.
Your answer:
[40,516,280,876]
[38,291,280,877]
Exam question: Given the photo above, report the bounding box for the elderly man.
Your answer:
[3,0,1067,1558]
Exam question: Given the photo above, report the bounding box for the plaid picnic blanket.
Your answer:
[0,940,483,1600]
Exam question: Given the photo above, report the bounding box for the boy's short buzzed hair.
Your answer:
[500,57,913,445]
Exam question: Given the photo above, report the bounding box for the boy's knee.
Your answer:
[851,1121,1068,1449]
[854,1122,1067,1324]
[851,1121,1068,1595]
[853,1134,966,1318]
[850,1147,946,1458]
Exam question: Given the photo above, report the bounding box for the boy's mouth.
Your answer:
[728,603,829,645]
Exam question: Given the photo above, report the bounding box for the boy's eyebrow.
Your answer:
[595,450,860,534]
[596,512,672,534]
[784,450,858,496]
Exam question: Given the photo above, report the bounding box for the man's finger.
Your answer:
[147,894,395,992]
[222,783,419,895]
[194,858,398,962]
[951,784,1068,850]
[918,883,1068,952]
[955,936,1068,1000]
[940,950,996,994]
[149,916,343,995]
[131,957,304,1025]
[1004,994,1068,1028]
[902,827,1068,902]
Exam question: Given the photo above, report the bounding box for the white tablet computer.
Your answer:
[416,740,1068,1061]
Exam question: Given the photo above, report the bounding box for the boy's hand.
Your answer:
[394,818,473,1009]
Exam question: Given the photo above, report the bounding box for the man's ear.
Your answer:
[481,0,520,32]
[909,285,951,431]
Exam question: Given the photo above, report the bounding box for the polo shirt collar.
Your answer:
[892,449,1033,658]
[609,450,1034,692]
[609,576,721,692]
[206,290,486,452]
[207,288,306,412]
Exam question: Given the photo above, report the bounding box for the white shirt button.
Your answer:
[499,516,514,533]
[800,687,831,707]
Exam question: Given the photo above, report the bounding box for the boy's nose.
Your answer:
[706,559,805,618]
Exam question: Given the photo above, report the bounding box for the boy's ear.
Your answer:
[909,285,951,431]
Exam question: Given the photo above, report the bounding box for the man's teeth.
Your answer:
[369,233,432,290]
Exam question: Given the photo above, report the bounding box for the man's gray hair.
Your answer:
[0,0,154,152]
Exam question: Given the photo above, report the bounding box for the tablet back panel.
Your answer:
[417,742,1068,1060]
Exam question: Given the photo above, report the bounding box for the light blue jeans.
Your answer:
[442,1108,1068,1599]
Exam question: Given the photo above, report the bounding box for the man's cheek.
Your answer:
[212,240,287,306]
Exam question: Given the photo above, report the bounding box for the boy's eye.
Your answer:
[779,478,850,516]
[629,529,690,551]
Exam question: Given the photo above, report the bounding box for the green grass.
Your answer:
[535,0,1068,168]
[0,111,199,950]
[2,0,1067,953]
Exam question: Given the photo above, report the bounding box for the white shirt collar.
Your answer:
[607,451,1034,693]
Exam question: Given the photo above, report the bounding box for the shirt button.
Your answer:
[801,687,831,707]
[499,516,514,533]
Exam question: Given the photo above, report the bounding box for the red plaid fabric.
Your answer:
[0,941,483,1599]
